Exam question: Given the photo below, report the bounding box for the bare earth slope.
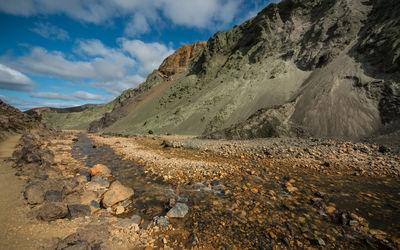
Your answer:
[88,41,207,134]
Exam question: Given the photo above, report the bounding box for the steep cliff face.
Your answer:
[158,41,207,78]
[0,100,41,141]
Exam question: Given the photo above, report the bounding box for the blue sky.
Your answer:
[0,0,277,110]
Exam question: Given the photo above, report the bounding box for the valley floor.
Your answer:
[1,130,400,249]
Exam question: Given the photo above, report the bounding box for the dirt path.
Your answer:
[0,134,35,249]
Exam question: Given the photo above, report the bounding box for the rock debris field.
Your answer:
[2,129,400,249]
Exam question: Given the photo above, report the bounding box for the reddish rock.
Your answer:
[158,41,206,78]
[102,181,134,208]
[90,164,111,177]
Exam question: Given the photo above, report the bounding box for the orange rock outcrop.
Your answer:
[158,41,206,78]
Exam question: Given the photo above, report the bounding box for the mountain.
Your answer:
[27,102,115,130]
[39,0,399,142]
[0,99,41,141]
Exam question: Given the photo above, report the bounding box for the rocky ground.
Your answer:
[1,130,400,249]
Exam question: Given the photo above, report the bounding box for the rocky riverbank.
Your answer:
[90,133,400,248]
[2,130,400,249]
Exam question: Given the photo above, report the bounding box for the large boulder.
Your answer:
[102,181,134,208]
[44,190,62,202]
[68,204,91,218]
[24,183,45,205]
[37,203,68,221]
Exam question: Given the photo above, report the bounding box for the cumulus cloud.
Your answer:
[15,42,135,82]
[8,38,171,95]
[0,63,34,91]
[121,39,174,75]
[0,0,245,36]
[95,74,146,95]
[161,0,242,29]
[124,13,151,37]
[30,91,106,101]
[31,22,70,40]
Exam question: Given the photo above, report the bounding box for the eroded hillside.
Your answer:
[100,0,399,140]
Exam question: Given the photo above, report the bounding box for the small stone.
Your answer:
[154,216,170,227]
[349,220,359,227]
[325,206,336,214]
[90,164,112,177]
[316,237,325,246]
[284,182,298,193]
[166,203,189,218]
[311,197,323,206]
[115,206,125,215]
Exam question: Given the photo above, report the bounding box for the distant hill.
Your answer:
[38,0,399,142]
[27,103,114,130]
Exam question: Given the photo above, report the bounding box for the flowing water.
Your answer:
[71,133,400,245]
[71,133,225,222]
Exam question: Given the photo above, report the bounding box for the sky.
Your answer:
[0,0,277,111]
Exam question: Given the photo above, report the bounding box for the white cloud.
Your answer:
[0,63,34,91]
[0,0,245,36]
[14,42,135,82]
[161,0,242,29]
[74,90,106,101]
[30,91,106,101]
[121,39,174,75]
[31,22,70,40]
[7,38,170,96]
[95,74,146,95]
[124,13,151,37]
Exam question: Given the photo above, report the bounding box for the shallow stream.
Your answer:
[71,133,400,241]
